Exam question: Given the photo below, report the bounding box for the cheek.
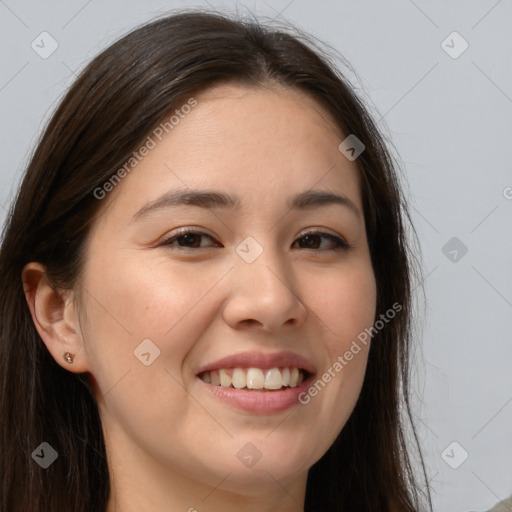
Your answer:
[79,252,226,382]
[301,260,376,429]
[316,259,377,356]
[78,255,212,438]
[82,251,205,337]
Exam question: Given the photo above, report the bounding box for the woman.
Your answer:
[0,9,431,511]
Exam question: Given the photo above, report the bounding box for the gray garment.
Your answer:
[487,497,512,512]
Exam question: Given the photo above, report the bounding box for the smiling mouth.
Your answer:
[198,367,308,391]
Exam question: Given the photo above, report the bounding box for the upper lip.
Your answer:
[196,350,317,376]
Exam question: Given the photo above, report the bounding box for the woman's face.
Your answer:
[76,83,376,502]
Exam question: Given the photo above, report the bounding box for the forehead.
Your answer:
[95,82,362,224]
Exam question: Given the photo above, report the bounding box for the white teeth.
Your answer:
[210,370,220,386]
[289,368,299,387]
[219,368,232,388]
[246,368,264,389]
[200,367,306,390]
[264,368,283,390]
[232,368,246,389]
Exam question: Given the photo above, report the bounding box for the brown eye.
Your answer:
[159,229,350,252]
[293,232,350,252]
[160,230,219,250]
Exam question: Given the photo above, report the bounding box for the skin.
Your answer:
[22,83,377,512]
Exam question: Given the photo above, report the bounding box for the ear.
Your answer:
[22,262,90,373]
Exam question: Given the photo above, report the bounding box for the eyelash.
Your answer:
[159,228,350,252]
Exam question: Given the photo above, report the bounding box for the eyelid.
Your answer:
[157,227,219,249]
[297,227,341,239]
[158,226,351,252]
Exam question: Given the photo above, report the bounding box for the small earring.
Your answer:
[64,352,75,364]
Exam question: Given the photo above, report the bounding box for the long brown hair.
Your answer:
[0,9,431,511]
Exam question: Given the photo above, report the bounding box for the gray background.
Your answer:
[1,1,511,510]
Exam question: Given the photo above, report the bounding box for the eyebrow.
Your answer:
[130,188,361,222]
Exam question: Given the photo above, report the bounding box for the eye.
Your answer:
[159,228,350,252]
[159,228,219,250]
[293,231,350,252]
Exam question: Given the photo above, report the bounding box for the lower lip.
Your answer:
[198,376,314,414]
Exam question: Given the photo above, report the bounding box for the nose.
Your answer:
[222,241,308,333]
